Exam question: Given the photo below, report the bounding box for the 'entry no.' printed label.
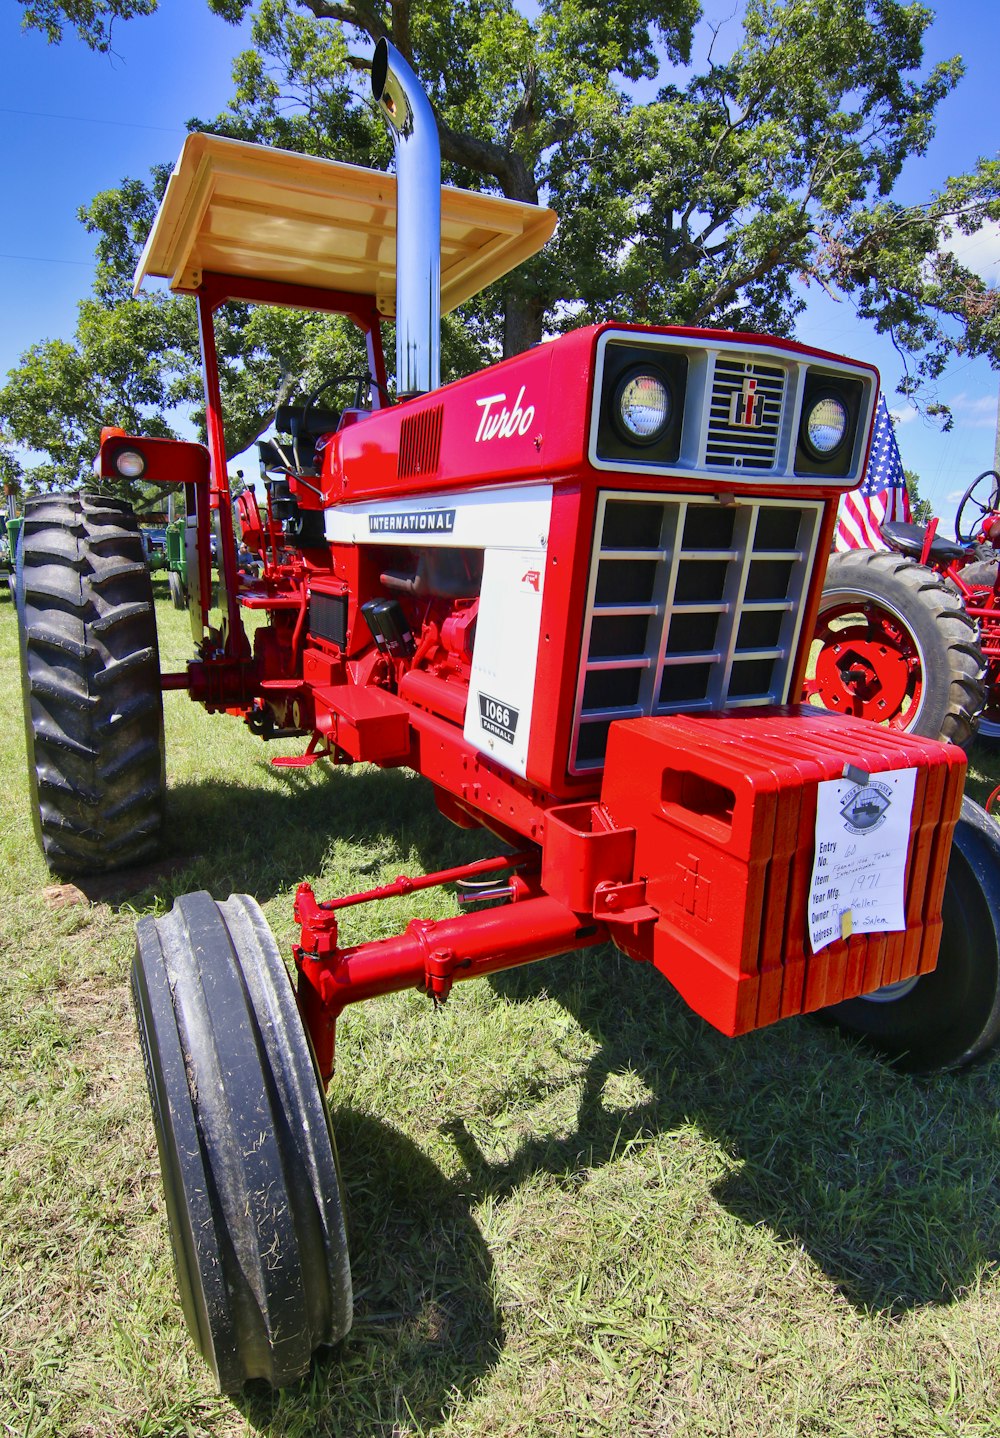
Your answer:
[807,768,917,954]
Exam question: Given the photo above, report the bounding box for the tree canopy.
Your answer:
[4,0,999,491]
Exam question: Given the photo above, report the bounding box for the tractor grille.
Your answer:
[705,356,785,471]
[570,492,822,773]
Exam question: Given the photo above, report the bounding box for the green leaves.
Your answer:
[15,0,157,51]
[6,0,999,485]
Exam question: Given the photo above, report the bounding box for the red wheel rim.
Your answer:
[804,597,923,728]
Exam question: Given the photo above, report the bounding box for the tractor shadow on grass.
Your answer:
[75,763,1000,1321]
[234,1110,502,1436]
[72,760,503,910]
[460,953,1000,1318]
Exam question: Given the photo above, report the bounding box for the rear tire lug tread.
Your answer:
[16,490,166,876]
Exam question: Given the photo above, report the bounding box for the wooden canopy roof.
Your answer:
[134,132,557,316]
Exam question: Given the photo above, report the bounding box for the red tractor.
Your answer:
[15,43,1000,1392]
[808,472,1000,745]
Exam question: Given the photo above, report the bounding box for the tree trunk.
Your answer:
[503,291,544,358]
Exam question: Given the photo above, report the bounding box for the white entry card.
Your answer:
[808,768,917,953]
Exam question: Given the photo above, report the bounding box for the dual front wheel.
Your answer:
[133,892,352,1391]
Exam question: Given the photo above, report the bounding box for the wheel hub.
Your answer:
[812,616,917,723]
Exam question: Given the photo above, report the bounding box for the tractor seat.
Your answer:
[257,437,294,475]
[881,520,969,564]
[275,404,341,439]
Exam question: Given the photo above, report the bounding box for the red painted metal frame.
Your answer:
[812,500,1000,730]
[326,324,880,506]
[194,272,390,660]
[290,705,964,1083]
[915,523,1000,726]
[97,429,216,640]
[294,872,606,1081]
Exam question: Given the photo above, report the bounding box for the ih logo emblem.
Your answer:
[728,376,765,428]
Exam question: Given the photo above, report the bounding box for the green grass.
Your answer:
[4,577,1000,1436]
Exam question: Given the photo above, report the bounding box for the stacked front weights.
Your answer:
[16,493,166,876]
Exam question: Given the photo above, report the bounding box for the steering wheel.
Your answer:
[955,469,1000,544]
[299,371,388,422]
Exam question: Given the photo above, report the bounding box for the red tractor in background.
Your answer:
[808,470,1000,746]
[14,42,1000,1393]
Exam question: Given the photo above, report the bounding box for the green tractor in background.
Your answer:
[1,491,22,594]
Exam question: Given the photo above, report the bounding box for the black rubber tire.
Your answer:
[956,558,999,588]
[810,550,986,748]
[167,568,187,610]
[16,492,166,875]
[132,891,352,1392]
[828,798,1000,1072]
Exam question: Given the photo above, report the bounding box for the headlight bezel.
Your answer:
[111,446,147,480]
[611,365,674,447]
[801,391,850,463]
[595,343,688,467]
[795,372,864,478]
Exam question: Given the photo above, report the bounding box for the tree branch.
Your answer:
[299,0,390,44]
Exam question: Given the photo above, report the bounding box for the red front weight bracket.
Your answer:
[291,861,605,1083]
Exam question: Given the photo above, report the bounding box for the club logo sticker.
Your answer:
[478,692,519,745]
[839,779,892,833]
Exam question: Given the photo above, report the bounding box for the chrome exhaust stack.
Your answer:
[371,38,441,398]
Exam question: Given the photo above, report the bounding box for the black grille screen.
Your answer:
[309,591,348,648]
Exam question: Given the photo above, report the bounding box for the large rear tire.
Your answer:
[806,549,985,748]
[828,798,1000,1071]
[16,492,166,875]
[132,891,352,1392]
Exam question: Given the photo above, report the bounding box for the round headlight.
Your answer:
[613,368,672,445]
[114,447,146,479]
[803,394,848,459]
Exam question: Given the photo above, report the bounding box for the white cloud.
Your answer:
[888,406,918,424]
[950,392,998,429]
[945,219,1000,284]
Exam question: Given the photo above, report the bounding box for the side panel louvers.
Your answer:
[398,405,444,479]
[570,492,821,773]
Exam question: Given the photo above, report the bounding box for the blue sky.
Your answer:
[0,0,997,528]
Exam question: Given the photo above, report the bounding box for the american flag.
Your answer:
[835,397,911,551]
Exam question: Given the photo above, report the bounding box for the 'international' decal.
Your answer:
[369,509,456,534]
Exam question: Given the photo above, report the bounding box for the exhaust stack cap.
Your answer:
[372,38,441,399]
